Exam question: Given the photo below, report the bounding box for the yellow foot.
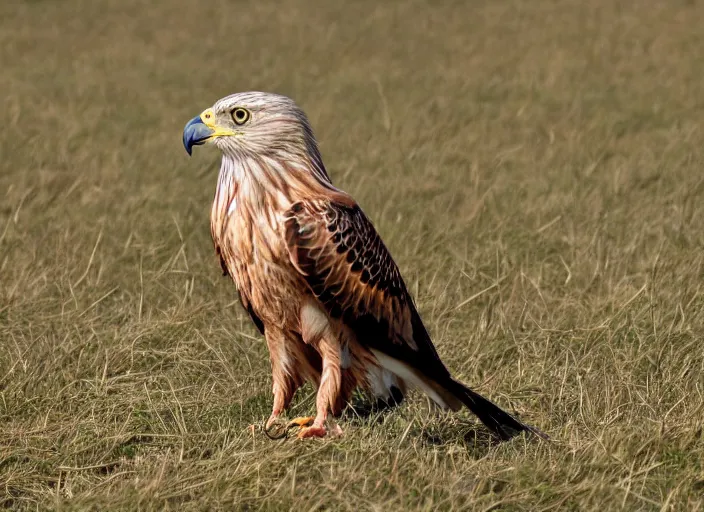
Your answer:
[297,425,327,439]
[263,416,318,440]
[286,416,315,429]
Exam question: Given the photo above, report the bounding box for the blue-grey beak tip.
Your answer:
[182,116,213,156]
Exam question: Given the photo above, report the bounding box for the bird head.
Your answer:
[182,91,316,159]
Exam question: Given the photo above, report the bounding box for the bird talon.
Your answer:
[296,425,327,439]
[263,419,288,440]
[286,416,315,430]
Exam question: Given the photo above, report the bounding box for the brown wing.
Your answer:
[284,199,547,440]
[283,199,450,378]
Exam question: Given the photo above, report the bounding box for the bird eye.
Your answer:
[231,108,250,125]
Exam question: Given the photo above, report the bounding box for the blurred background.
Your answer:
[1,0,703,509]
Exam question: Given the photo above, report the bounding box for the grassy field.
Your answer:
[2,0,704,509]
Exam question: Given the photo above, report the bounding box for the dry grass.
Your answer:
[2,0,704,509]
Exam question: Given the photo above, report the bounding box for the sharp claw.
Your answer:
[261,416,320,441]
[263,419,288,440]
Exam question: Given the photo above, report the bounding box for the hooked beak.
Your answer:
[182,116,215,156]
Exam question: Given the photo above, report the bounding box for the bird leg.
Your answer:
[261,389,288,440]
[262,333,299,440]
[296,337,342,439]
[266,387,286,430]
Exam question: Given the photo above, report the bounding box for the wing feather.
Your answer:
[283,198,547,440]
[283,199,448,376]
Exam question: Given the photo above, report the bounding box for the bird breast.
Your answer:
[211,174,303,330]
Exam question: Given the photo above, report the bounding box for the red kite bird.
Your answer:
[183,92,545,440]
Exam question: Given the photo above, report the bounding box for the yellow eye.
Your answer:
[231,107,250,125]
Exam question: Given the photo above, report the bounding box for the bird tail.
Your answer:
[444,378,549,441]
[370,349,547,440]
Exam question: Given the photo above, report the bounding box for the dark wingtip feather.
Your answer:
[448,378,548,441]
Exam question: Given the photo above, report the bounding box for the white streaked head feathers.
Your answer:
[207,91,330,184]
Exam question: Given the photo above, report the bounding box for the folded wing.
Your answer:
[283,198,547,440]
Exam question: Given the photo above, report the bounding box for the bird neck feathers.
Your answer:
[210,151,343,244]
